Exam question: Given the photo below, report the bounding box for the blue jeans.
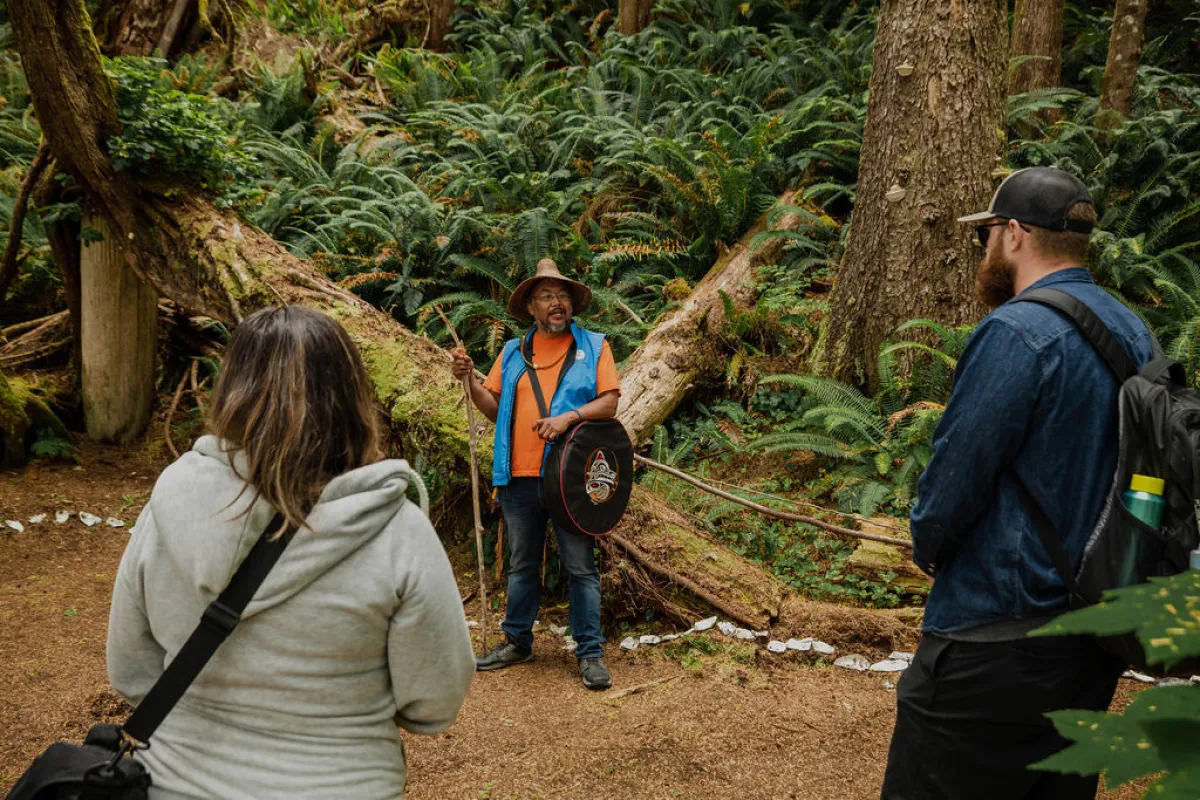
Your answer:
[499,478,605,660]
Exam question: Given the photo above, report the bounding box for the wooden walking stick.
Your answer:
[436,308,491,653]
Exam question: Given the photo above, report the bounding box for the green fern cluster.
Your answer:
[741,320,969,518]
[230,0,873,361]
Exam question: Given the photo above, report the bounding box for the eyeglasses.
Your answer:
[974,219,1032,247]
[533,292,573,304]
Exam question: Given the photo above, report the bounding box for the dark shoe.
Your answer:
[579,658,611,690]
[476,641,533,672]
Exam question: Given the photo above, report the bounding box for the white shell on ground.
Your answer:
[811,641,836,656]
[1122,670,1155,684]
[786,638,812,651]
[835,654,871,671]
[639,635,662,646]
[55,511,70,524]
[767,641,788,654]
[717,621,737,637]
[28,514,46,524]
[869,659,910,673]
[106,517,125,528]
[79,512,101,527]
[5,520,24,532]
[619,637,639,651]
[693,616,717,632]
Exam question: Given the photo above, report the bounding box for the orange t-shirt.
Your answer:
[484,333,620,477]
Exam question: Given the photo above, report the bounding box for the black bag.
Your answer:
[6,515,294,800]
[523,335,633,537]
[1015,289,1200,674]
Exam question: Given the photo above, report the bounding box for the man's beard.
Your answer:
[975,245,1017,308]
[544,318,569,334]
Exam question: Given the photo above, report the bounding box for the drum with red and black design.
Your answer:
[544,419,634,537]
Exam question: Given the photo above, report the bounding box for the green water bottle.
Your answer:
[1124,474,1166,529]
[1118,474,1165,585]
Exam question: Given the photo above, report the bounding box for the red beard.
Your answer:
[975,244,1017,308]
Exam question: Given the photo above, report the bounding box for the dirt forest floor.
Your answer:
[1,440,1151,799]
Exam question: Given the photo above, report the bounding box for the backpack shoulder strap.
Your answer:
[122,514,294,743]
[1010,474,1088,604]
[1016,288,1138,382]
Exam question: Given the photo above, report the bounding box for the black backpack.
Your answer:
[1016,289,1200,674]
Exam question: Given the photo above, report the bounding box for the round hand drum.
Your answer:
[544,419,634,537]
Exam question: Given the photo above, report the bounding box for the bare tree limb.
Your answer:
[0,140,52,307]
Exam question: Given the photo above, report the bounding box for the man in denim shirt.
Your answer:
[881,168,1154,800]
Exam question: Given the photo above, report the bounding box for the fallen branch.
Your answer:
[633,455,914,550]
[0,339,70,369]
[2,310,69,341]
[607,530,763,630]
[603,675,680,702]
[163,371,189,461]
[0,311,72,368]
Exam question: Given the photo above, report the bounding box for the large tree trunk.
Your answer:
[1008,0,1064,96]
[1097,0,1150,128]
[616,0,653,35]
[426,0,454,52]
[813,0,1007,391]
[617,193,802,446]
[79,209,157,443]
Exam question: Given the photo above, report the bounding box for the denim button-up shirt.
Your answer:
[912,268,1154,635]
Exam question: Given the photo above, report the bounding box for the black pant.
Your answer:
[881,633,1123,800]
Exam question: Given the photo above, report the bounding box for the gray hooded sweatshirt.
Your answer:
[107,436,474,799]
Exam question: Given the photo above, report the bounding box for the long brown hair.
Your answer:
[208,306,383,534]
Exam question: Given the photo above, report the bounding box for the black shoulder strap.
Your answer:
[521,331,577,420]
[1010,476,1087,603]
[1016,288,1137,381]
[122,514,294,743]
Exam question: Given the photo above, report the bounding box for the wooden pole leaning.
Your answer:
[436,308,491,653]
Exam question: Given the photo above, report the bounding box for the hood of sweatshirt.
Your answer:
[146,435,427,619]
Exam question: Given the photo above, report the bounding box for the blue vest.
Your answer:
[492,323,606,487]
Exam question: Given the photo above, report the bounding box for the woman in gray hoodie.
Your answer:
[107,306,475,799]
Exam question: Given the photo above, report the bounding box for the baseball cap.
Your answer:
[958,167,1095,234]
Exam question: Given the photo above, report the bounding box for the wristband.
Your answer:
[571,409,584,423]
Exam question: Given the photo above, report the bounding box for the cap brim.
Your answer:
[957,210,997,223]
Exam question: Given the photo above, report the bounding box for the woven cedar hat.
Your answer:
[507,258,593,321]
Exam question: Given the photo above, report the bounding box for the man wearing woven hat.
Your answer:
[881,167,1155,798]
[451,258,620,689]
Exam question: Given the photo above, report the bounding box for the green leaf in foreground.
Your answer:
[1031,571,1200,670]
[1033,686,1200,789]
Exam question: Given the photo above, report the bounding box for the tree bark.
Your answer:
[99,0,194,57]
[616,192,802,446]
[79,209,157,443]
[616,0,653,35]
[1097,0,1150,128]
[1008,0,1064,96]
[813,0,1007,391]
[426,0,454,52]
[33,170,84,380]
